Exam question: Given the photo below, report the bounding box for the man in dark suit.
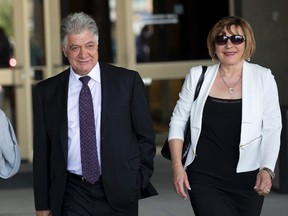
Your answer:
[32,12,157,216]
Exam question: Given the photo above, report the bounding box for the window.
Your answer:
[133,0,229,63]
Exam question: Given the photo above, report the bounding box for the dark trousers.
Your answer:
[61,172,138,216]
[188,183,264,216]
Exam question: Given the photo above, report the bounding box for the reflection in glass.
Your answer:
[60,0,116,63]
[0,27,12,68]
[133,0,229,63]
[136,25,151,62]
[0,0,13,68]
[29,0,45,66]
[109,0,116,62]
[0,0,16,126]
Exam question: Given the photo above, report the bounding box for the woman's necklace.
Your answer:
[220,71,242,94]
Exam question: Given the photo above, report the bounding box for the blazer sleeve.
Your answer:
[0,109,21,179]
[260,69,282,170]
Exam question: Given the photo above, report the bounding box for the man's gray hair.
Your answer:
[60,12,99,48]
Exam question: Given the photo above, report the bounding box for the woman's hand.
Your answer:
[169,139,191,199]
[172,163,191,200]
[254,169,272,196]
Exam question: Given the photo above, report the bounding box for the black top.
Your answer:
[187,96,258,189]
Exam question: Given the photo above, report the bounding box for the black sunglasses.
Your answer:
[214,35,245,46]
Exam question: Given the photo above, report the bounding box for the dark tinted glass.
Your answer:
[133,0,230,62]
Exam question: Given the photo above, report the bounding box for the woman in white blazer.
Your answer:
[0,109,20,179]
[168,16,282,216]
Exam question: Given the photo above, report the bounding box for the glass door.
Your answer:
[8,0,235,161]
[10,0,61,161]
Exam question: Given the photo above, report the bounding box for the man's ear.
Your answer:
[62,47,67,57]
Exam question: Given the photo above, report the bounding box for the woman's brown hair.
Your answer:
[207,16,256,61]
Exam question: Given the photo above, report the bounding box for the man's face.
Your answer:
[62,30,98,76]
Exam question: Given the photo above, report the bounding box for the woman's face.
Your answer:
[214,25,245,66]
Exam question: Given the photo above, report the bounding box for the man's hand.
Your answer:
[36,210,52,216]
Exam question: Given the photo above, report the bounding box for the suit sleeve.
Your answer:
[130,73,156,189]
[32,85,51,210]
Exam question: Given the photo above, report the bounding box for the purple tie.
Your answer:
[79,76,100,184]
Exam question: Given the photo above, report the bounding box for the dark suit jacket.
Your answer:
[32,62,158,216]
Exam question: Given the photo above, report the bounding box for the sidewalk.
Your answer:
[1,154,288,216]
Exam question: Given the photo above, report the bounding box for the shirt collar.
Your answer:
[69,63,101,84]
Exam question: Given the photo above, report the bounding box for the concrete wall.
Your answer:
[241,0,288,105]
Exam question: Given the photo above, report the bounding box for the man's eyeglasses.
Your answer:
[214,35,245,46]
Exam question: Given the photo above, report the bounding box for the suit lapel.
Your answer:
[242,61,254,123]
[56,69,70,165]
[99,63,109,129]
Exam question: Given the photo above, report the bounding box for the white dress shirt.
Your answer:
[67,63,102,175]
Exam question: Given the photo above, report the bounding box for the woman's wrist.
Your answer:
[260,167,275,180]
